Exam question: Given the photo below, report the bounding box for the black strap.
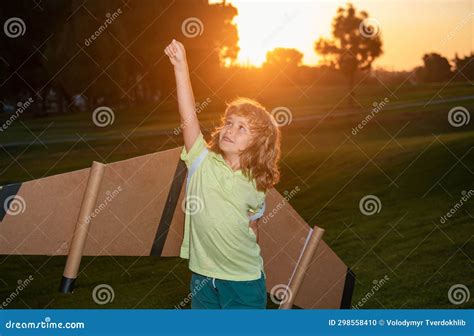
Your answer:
[150,158,187,256]
[0,183,22,221]
[340,267,356,309]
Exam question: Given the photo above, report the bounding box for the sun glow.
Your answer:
[222,0,331,67]
[212,0,472,71]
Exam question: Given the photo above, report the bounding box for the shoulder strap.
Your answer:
[186,148,209,191]
[248,201,266,221]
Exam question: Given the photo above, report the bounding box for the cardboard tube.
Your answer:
[279,226,325,309]
[59,161,105,293]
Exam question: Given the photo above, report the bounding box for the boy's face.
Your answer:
[219,114,254,155]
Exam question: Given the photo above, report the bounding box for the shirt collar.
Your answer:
[212,152,243,176]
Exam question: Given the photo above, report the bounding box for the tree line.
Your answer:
[0,1,471,115]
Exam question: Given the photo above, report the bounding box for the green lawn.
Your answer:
[1,81,473,309]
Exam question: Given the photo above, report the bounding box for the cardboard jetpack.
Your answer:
[0,147,355,309]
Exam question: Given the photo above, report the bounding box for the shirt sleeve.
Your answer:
[180,131,207,169]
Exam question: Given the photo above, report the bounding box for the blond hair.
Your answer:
[208,97,281,192]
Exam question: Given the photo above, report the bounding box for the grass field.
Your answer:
[0,81,473,309]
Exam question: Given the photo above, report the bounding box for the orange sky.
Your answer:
[211,0,473,71]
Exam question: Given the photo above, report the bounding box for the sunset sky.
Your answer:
[211,0,473,71]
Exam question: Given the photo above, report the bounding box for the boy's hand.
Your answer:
[164,39,187,69]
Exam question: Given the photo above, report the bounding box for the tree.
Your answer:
[453,52,474,81]
[0,0,73,106]
[263,48,303,84]
[414,53,452,83]
[264,48,303,69]
[262,48,303,85]
[41,0,240,107]
[315,3,383,107]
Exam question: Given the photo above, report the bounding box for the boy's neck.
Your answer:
[223,153,241,171]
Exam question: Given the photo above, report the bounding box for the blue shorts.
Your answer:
[190,271,267,309]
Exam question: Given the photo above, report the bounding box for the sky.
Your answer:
[211,0,473,71]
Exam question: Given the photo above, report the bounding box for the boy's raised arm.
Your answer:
[164,39,201,152]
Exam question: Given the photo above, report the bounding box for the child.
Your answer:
[164,39,281,309]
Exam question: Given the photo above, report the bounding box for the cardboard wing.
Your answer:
[258,190,355,309]
[0,147,354,308]
[0,148,185,257]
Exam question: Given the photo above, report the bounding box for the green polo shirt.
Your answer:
[179,131,266,281]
